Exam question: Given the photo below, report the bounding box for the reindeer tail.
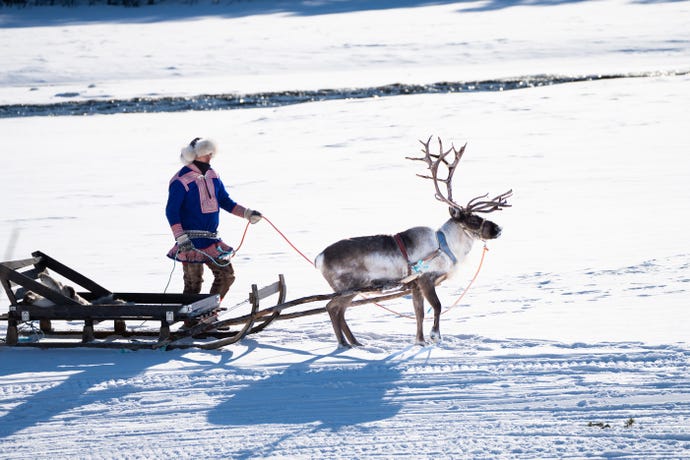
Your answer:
[314,252,325,271]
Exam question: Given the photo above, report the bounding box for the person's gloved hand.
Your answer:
[176,233,195,252]
[243,208,263,224]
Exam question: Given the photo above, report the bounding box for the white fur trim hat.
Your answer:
[180,137,217,164]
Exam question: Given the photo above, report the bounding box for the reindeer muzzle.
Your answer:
[480,220,502,240]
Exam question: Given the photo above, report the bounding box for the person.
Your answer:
[166,137,262,300]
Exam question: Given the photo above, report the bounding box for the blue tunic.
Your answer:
[166,163,238,261]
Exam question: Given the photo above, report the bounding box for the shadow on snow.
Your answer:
[0,340,419,442]
[0,0,680,28]
[0,348,173,439]
[207,340,413,431]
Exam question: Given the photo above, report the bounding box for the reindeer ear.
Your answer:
[449,207,464,220]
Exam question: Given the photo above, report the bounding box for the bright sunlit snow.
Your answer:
[1,1,689,458]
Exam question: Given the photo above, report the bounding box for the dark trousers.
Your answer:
[182,261,235,300]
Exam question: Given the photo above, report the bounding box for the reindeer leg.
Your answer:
[326,294,356,348]
[411,284,426,345]
[420,276,442,342]
[338,294,361,347]
[326,299,346,347]
[340,319,361,347]
[338,295,361,347]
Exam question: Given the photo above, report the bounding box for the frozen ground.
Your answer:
[1,0,689,458]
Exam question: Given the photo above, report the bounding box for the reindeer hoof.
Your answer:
[430,330,441,342]
[415,339,426,347]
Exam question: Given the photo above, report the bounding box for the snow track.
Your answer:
[1,339,688,459]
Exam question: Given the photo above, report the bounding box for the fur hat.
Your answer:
[180,137,217,164]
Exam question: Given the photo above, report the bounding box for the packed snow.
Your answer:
[1,0,689,458]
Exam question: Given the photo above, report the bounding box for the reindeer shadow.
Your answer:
[207,342,418,434]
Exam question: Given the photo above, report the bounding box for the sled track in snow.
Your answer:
[1,339,689,459]
[1,70,687,118]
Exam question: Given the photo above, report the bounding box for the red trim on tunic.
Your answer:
[171,223,185,239]
[198,173,219,214]
[167,240,234,263]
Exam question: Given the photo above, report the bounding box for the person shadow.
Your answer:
[207,340,425,458]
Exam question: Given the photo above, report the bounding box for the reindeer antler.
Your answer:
[407,136,512,213]
[465,189,513,213]
[406,136,466,208]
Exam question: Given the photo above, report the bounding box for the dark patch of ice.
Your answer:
[1,71,686,118]
[54,92,80,98]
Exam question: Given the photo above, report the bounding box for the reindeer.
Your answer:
[315,137,512,348]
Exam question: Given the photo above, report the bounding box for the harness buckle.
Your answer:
[411,260,430,274]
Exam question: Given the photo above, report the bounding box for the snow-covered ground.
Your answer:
[1,1,689,458]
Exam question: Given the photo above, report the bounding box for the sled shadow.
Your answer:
[208,342,412,433]
[0,348,188,439]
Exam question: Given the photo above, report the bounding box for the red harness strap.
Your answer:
[393,233,408,260]
[393,233,412,275]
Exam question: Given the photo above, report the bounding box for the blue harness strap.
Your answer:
[436,230,457,264]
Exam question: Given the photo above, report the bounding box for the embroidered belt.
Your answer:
[186,230,219,239]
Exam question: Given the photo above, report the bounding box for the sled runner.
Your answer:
[0,251,412,350]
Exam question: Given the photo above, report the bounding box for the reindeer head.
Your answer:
[408,136,512,241]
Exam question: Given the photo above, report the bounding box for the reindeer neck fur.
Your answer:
[437,219,476,276]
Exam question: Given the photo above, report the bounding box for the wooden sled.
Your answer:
[0,251,224,348]
[1,251,412,350]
